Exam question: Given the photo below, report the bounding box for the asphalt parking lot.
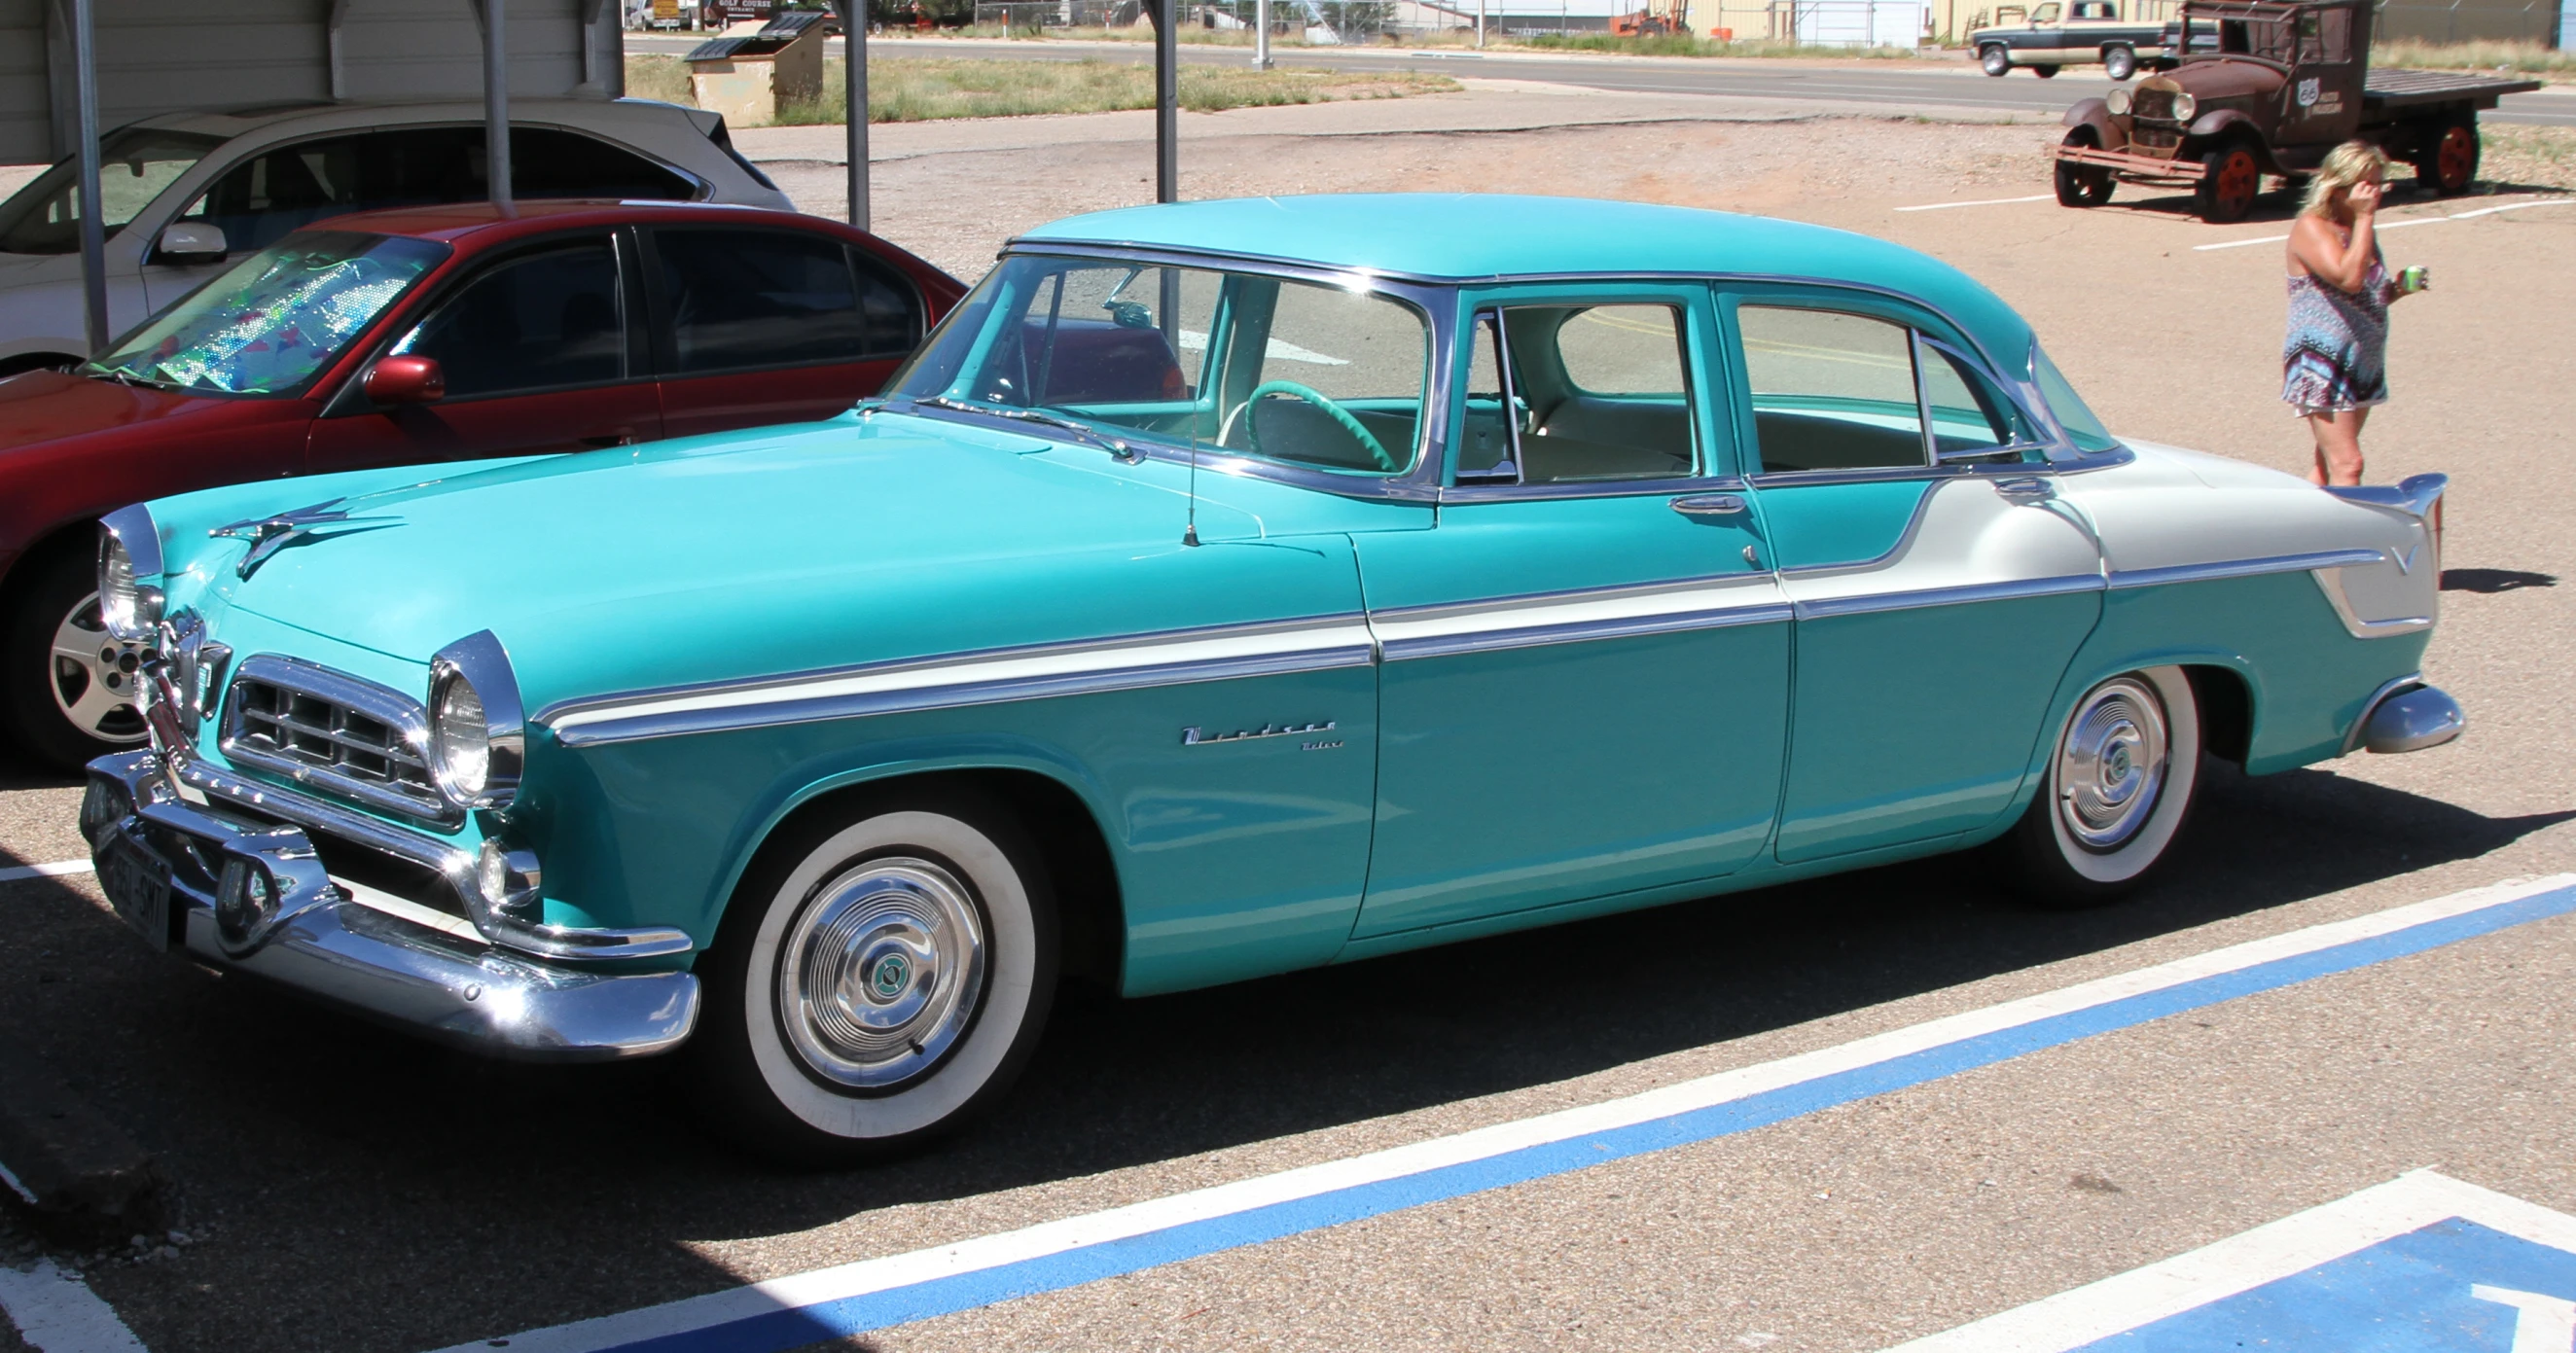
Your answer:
[4,99,2574,1353]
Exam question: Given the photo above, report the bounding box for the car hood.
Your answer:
[0,369,237,454]
[202,410,1287,715]
[2165,59,2287,100]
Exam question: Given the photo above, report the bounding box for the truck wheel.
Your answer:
[2030,61,2058,78]
[1998,667,2201,908]
[2414,120,2479,196]
[1,550,152,773]
[1981,44,2011,75]
[2194,144,2262,223]
[687,788,1059,1164]
[2056,131,2116,206]
[2102,45,2136,80]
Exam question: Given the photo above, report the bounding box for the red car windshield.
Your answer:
[84,231,447,396]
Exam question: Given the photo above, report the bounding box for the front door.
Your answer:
[2277,6,2365,151]
[1352,287,1791,939]
[1722,292,2104,864]
[306,231,662,473]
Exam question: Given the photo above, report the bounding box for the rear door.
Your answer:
[644,225,928,438]
[305,229,662,471]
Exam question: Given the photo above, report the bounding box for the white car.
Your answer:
[0,97,795,374]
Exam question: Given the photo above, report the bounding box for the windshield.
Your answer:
[84,231,447,396]
[0,127,225,256]
[2031,344,2121,453]
[885,254,1431,477]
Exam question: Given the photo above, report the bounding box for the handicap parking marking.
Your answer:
[1888,1170,2576,1353]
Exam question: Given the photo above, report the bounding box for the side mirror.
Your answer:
[154,222,228,264]
[363,355,446,406]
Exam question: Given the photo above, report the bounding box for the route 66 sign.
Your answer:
[2298,77,2322,107]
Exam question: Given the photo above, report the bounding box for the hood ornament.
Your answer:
[210,499,400,579]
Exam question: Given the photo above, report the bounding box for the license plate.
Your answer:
[96,834,174,951]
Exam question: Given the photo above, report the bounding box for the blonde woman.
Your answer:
[2283,140,2421,486]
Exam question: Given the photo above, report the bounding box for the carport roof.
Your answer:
[1017,194,2035,370]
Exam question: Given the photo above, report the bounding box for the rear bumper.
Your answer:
[2054,144,2207,181]
[2344,678,2467,757]
[79,750,698,1062]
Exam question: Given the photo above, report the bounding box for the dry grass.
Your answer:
[626,53,1457,124]
[1518,31,1929,57]
[2374,38,2576,79]
[2482,125,2576,191]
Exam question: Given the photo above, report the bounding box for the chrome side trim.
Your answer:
[1440,475,1748,505]
[2324,472,2449,520]
[1370,573,1789,661]
[1791,573,2105,621]
[2106,549,2387,590]
[1380,601,1795,661]
[538,615,1379,749]
[2312,565,2435,639]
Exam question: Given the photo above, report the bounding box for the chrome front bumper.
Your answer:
[79,751,698,1062]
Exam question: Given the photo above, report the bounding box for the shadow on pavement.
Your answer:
[5,762,2566,1353]
[2442,568,2557,593]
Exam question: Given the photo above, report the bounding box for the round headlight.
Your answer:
[2105,87,2131,116]
[2171,91,2198,121]
[432,673,490,802]
[98,533,160,640]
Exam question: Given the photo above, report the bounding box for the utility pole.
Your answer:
[832,0,870,230]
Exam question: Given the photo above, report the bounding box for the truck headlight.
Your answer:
[97,505,165,641]
[2171,91,2198,121]
[428,630,525,810]
[2105,87,2131,116]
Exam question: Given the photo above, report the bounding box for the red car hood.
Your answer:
[0,369,256,452]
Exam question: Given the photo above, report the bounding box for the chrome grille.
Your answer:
[219,655,451,823]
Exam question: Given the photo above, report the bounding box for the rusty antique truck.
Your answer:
[2050,0,2540,222]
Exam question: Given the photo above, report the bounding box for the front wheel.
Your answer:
[2056,132,2116,206]
[2194,143,2262,223]
[2,550,152,772]
[1999,667,2201,908]
[1981,44,2011,76]
[2102,44,2137,80]
[687,790,1059,1164]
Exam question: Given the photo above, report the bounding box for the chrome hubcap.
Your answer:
[2057,677,2168,852]
[50,591,149,743]
[778,857,986,1090]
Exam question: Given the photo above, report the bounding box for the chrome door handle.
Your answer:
[1670,493,1747,518]
[1993,476,2055,502]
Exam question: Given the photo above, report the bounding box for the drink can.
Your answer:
[2399,265,2429,294]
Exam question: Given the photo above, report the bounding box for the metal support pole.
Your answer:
[477,0,514,212]
[1153,0,1177,201]
[1255,0,1270,67]
[71,0,105,355]
[833,0,870,229]
[1477,0,1486,47]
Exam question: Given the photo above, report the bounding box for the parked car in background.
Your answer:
[2052,0,2540,220]
[1971,0,2169,79]
[0,98,797,375]
[1,199,962,768]
[80,195,2461,1162]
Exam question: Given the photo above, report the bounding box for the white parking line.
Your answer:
[0,1261,149,1353]
[2193,196,2576,250]
[446,873,2576,1353]
[1883,1169,2576,1352]
[1894,193,2055,212]
[0,861,91,885]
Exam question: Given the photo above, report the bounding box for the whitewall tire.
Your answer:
[690,791,1058,1163]
[2002,666,2200,907]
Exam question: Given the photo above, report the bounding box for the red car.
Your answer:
[0,199,965,769]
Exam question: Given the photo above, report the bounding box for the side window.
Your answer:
[1919,341,2040,462]
[391,239,626,399]
[187,134,364,253]
[1738,306,1926,474]
[1456,303,1697,487]
[656,229,902,374]
[514,128,698,201]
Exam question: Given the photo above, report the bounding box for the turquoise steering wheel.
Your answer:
[1241,380,1396,473]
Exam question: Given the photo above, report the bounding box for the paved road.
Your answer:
[626,32,2576,127]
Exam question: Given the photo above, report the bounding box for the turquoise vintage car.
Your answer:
[81,195,2462,1159]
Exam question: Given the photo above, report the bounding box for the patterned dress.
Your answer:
[2281,241,2392,414]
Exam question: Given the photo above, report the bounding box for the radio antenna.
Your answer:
[1172,265,1201,548]
[1183,440,1200,547]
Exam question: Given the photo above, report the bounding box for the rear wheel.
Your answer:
[687,789,1060,1164]
[2056,130,2116,206]
[2414,119,2479,196]
[2194,143,2262,223]
[2,550,151,772]
[2102,44,2137,80]
[2000,667,2201,908]
[1981,44,2012,75]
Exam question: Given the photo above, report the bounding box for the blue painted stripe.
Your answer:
[563,883,2576,1353]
